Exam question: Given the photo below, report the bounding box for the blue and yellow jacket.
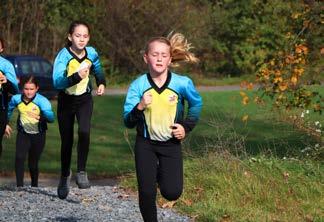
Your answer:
[52,46,106,95]
[123,72,202,142]
[8,93,54,134]
[0,56,19,110]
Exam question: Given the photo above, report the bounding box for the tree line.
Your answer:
[0,0,322,80]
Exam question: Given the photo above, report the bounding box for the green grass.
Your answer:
[0,95,136,177]
[1,88,323,221]
[176,154,323,222]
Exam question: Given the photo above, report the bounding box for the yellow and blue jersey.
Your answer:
[8,93,54,134]
[123,72,202,142]
[0,56,19,109]
[52,46,106,95]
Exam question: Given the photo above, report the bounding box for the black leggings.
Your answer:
[15,131,46,187]
[0,109,8,157]
[57,92,93,177]
[135,136,183,222]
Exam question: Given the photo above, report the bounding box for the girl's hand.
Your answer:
[137,91,152,110]
[96,84,105,96]
[78,65,91,79]
[171,123,186,140]
[27,111,40,120]
[0,73,7,84]
[4,125,12,138]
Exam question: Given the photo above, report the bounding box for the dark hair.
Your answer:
[65,20,90,47]
[21,75,39,88]
[0,37,4,50]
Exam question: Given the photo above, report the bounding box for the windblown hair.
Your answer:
[144,32,199,67]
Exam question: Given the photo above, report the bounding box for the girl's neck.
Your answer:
[23,95,32,103]
[69,46,85,58]
[150,70,168,87]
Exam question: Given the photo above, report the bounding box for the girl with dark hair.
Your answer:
[5,75,54,187]
[0,37,19,157]
[53,21,106,199]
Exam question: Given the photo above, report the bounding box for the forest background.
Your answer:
[1,0,323,85]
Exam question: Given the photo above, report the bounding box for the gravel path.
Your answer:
[0,185,191,222]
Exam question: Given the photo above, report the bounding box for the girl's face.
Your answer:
[23,82,38,100]
[144,41,171,76]
[68,24,90,51]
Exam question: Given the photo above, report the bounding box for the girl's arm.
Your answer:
[7,95,19,123]
[123,82,143,128]
[182,78,203,132]
[35,94,54,123]
[53,49,83,89]
[38,96,54,123]
[90,48,106,87]
[2,61,19,94]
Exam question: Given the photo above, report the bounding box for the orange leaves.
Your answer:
[181,198,193,206]
[240,91,249,105]
[240,81,254,90]
[290,76,298,86]
[253,41,323,112]
[161,200,177,209]
[295,44,308,55]
[242,115,249,123]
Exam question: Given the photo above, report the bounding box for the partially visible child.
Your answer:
[5,75,54,187]
[0,37,19,157]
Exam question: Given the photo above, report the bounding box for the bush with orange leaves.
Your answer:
[254,43,323,113]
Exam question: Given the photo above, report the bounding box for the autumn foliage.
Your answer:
[256,43,323,113]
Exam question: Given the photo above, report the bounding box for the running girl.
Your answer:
[53,21,106,199]
[0,37,19,157]
[123,32,202,222]
[5,75,54,187]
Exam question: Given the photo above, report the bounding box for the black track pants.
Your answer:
[135,136,183,222]
[0,109,7,157]
[15,131,46,187]
[57,92,93,177]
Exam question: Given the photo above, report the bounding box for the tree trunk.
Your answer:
[35,29,40,54]
[19,21,24,54]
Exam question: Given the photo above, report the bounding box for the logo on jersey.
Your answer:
[169,94,177,103]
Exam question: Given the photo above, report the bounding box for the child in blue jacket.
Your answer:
[6,75,54,187]
[123,32,202,222]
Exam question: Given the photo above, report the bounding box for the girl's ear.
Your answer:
[143,54,148,64]
[36,86,39,91]
[68,34,72,42]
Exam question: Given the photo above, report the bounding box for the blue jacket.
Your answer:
[123,72,202,142]
[0,56,19,110]
[52,46,106,95]
[8,93,54,134]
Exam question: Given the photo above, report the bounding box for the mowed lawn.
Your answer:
[0,95,136,177]
[0,88,322,176]
[0,87,323,221]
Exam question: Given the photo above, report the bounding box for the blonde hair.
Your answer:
[144,32,199,67]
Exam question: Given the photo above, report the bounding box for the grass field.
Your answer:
[0,87,323,221]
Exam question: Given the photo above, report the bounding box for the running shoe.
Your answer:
[76,171,91,189]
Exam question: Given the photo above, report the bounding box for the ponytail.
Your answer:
[144,32,199,67]
[167,32,199,66]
